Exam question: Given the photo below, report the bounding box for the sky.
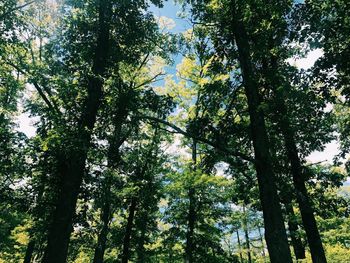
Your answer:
[15,1,343,171]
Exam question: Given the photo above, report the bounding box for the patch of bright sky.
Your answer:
[150,1,190,34]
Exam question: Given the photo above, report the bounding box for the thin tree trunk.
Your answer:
[185,140,197,263]
[42,1,111,262]
[285,202,306,260]
[93,100,128,263]
[242,206,252,263]
[230,4,292,262]
[93,185,112,263]
[258,227,266,260]
[121,197,137,263]
[136,217,147,263]
[185,188,196,263]
[236,230,243,263]
[23,240,35,263]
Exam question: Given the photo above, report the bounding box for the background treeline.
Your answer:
[0,0,350,262]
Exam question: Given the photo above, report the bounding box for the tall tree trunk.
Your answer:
[136,216,147,263]
[242,206,252,263]
[93,184,112,263]
[236,230,244,263]
[93,100,129,263]
[185,140,197,263]
[285,202,306,260]
[230,5,292,263]
[276,95,327,263]
[23,240,35,263]
[42,1,111,262]
[121,197,137,263]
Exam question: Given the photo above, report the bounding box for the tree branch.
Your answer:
[0,1,35,20]
[135,115,253,162]
[5,61,61,116]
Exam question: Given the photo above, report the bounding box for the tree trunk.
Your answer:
[242,206,252,263]
[121,197,137,263]
[230,7,292,263]
[285,202,306,260]
[93,185,112,263]
[136,216,147,263]
[185,188,196,263]
[185,140,197,263]
[93,101,128,263]
[42,1,111,262]
[236,230,244,263]
[23,240,35,263]
[258,227,266,260]
[277,98,327,263]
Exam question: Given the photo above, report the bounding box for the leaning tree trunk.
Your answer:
[230,5,292,263]
[275,93,327,263]
[121,197,137,263]
[42,1,111,262]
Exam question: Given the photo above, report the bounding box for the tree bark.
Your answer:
[285,202,306,260]
[230,6,292,263]
[121,197,137,263]
[42,1,111,262]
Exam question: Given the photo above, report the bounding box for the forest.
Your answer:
[1,0,350,262]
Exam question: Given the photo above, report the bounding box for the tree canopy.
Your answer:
[0,0,349,262]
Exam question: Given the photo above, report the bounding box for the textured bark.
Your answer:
[42,1,111,262]
[121,198,137,263]
[230,8,292,263]
[285,202,306,260]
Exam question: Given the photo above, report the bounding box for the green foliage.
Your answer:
[1,0,350,262]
